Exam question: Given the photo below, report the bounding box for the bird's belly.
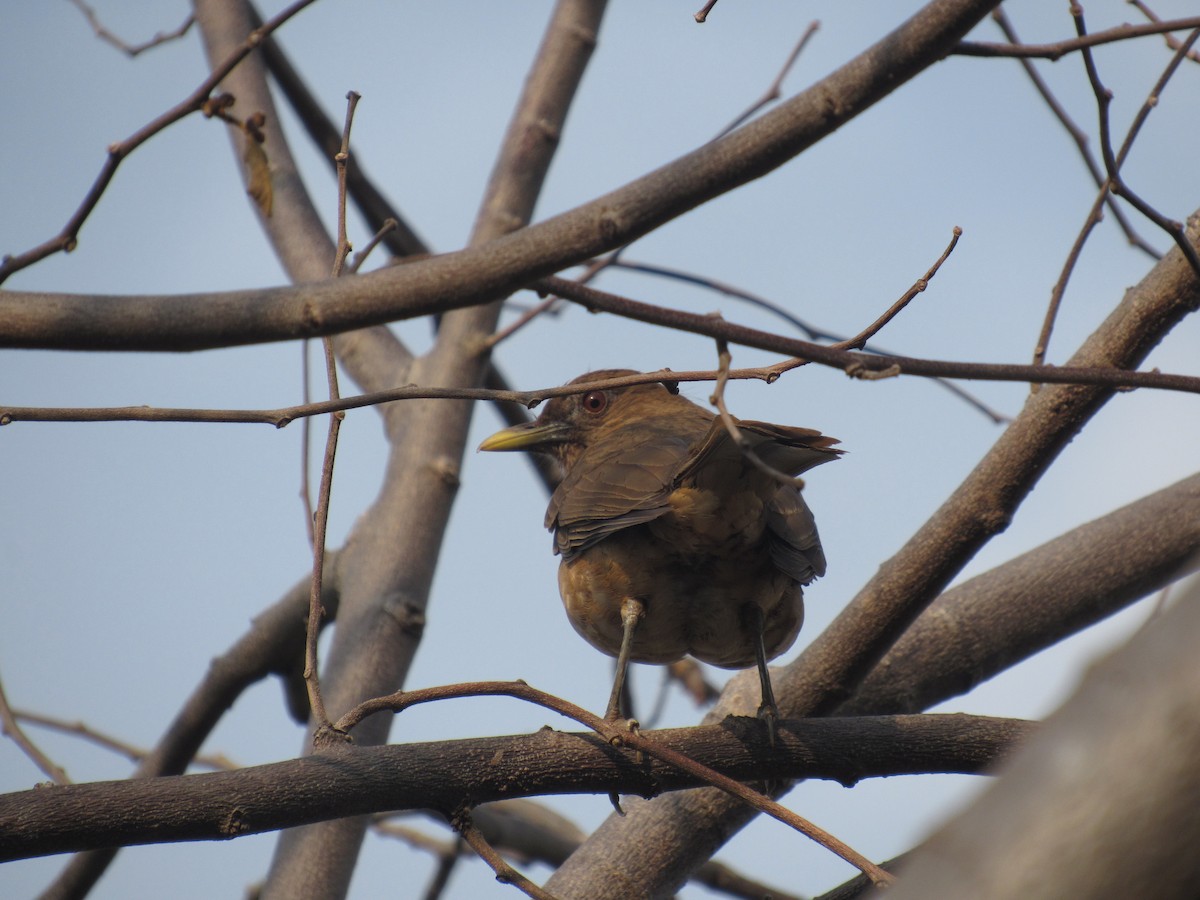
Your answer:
[557,529,803,669]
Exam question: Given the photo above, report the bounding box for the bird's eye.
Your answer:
[580,391,608,414]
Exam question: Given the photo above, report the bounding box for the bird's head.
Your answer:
[478,369,691,472]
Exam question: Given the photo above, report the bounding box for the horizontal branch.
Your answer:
[0,713,1029,862]
[3,314,1198,431]
[536,277,1200,394]
[955,16,1200,59]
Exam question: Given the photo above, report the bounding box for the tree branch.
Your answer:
[0,0,1003,352]
[887,578,1200,899]
[0,713,1030,863]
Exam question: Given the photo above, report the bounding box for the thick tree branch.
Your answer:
[842,471,1200,715]
[259,2,608,898]
[0,713,1030,863]
[0,0,1003,352]
[888,578,1200,899]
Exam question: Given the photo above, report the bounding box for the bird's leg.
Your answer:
[605,596,645,723]
[744,603,779,746]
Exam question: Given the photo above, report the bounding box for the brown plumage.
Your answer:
[479,369,841,735]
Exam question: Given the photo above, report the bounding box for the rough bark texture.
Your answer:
[885,576,1200,899]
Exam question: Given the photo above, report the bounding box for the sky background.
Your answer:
[2,2,1199,898]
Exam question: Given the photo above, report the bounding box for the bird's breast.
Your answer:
[556,525,803,669]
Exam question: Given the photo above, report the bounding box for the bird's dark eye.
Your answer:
[580,391,608,414]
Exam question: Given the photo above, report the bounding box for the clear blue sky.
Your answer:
[2,2,1198,897]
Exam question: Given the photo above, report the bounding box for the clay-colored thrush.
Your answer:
[479,369,840,737]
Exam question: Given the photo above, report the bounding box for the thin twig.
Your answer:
[609,256,1010,424]
[303,91,361,734]
[331,92,361,275]
[68,0,194,58]
[831,226,962,351]
[481,295,560,349]
[668,659,722,707]
[11,709,235,771]
[381,804,800,900]
[349,218,398,274]
[1014,1,1183,369]
[455,812,559,900]
[3,344,1199,430]
[693,0,719,24]
[532,276,1200,395]
[716,22,820,137]
[0,673,70,785]
[709,339,804,490]
[1033,187,1107,377]
[336,680,894,887]
[0,0,319,284]
[375,816,469,900]
[300,341,317,546]
[421,834,465,900]
[1128,0,1200,62]
[539,21,820,299]
[1074,9,1200,277]
[955,16,1200,59]
[990,9,1159,262]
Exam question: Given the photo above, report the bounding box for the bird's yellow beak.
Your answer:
[477,419,571,452]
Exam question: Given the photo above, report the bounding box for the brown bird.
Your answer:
[479,369,840,739]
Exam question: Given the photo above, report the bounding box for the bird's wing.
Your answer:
[683,419,842,479]
[677,418,840,584]
[547,432,697,559]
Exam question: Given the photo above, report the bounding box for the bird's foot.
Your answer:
[603,713,642,750]
[607,791,626,816]
[757,700,779,748]
[604,717,642,815]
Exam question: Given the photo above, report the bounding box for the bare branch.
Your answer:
[0,0,318,283]
[301,90,362,736]
[12,710,235,773]
[1075,13,1200,277]
[694,0,719,24]
[456,812,558,900]
[0,672,70,785]
[67,0,194,58]
[831,226,962,351]
[545,187,1200,900]
[340,679,893,885]
[4,342,1199,432]
[955,16,1200,59]
[1129,0,1200,62]
[990,9,1159,263]
[888,578,1200,899]
[1,712,1029,862]
[716,22,820,137]
[2,0,1004,349]
[608,257,1011,423]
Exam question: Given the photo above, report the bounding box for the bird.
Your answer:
[478,369,840,740]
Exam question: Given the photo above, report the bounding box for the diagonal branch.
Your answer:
[1,0,1004,352]
[0,0,319,284]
